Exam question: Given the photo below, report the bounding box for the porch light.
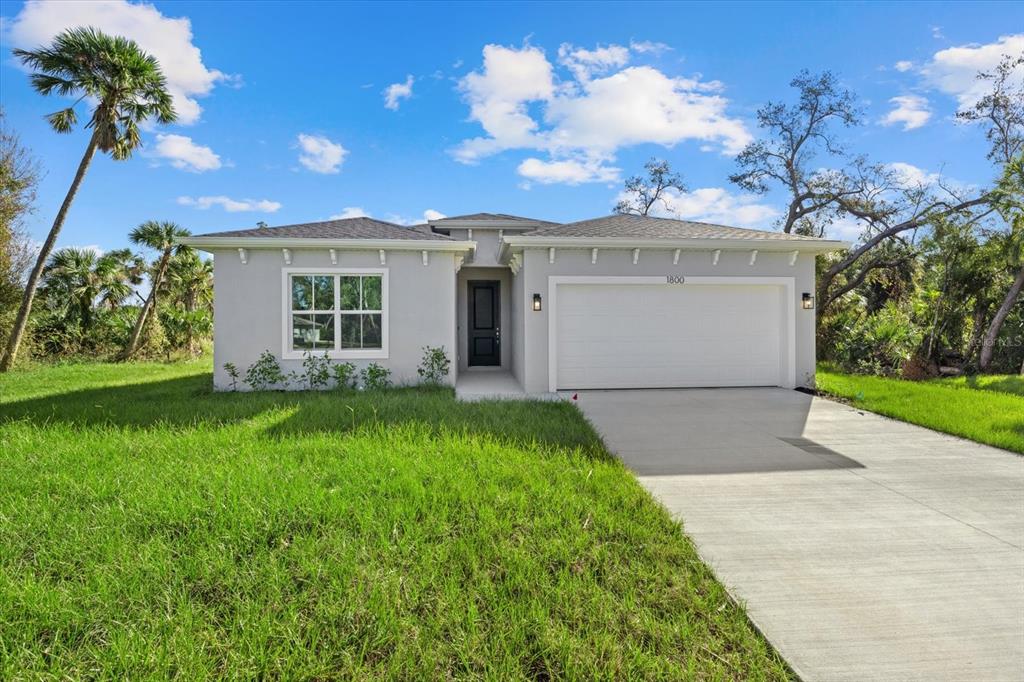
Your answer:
[532,293,542,311]
[802,293,815,310]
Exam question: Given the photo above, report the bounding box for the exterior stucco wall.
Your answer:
[210,247,457,390]
[510,267,525,387]
[515,247,818,393]
[445,228,504,267]
[444,227,532,267]
[456,266,512,370]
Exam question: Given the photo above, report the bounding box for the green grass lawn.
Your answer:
[816,368,1024,454]
[0,360,789,679]
[934,373,1024,397]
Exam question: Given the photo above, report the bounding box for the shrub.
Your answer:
[832,301,924,376]
[417,345,451,385]
[244,350,286,391]
[223,362,240,391]
[159,307,212,357]
[331,361,357,390]
[361,362,392,390]
[301,350,331,390]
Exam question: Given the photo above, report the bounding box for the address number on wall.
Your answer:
[666,275,686,284]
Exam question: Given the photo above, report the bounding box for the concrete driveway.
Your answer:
[574,388,1024,681]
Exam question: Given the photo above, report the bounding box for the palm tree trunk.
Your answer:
[979,265,1024,371]
[1,131,100,372]
[119,249,171,361]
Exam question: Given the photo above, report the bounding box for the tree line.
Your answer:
[2,160,212,362]
[0,31,212,364]
[617,59,1023,376]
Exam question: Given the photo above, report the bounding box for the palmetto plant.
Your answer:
[162,250,213,313]
[119,221,190,360]
[0,27,176,371]
[40,247,143,331]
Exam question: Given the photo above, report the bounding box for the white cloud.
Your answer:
[887,161,940,187]
[453,43,751,184]
[5,0,234,125]
[880,95,932,130]
[545,66,751,157]
[827,215,867,243]
[894,60,914,72]
[455,44,556,162]
[630,40,672,55]
[329,207,369,219]
[151,133,221,172]
[615,186,779,228]
[921,34,1024,105]
[383,75,414,110]
[386,209,449,225]
[557,43,630,81]
[177,195,281,212]
[518,157,619,185]
[296,134,347,174]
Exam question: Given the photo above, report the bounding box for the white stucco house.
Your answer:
[180,212,847,395]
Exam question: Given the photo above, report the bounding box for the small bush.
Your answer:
[244,350,286,391]
[223,362,240,391]
[832,301,923,376]
[301,350,331,390]
[361,362,392,390]
[331,361,357,390]
[417,346,451,385]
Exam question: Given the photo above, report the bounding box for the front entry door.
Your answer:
[468,280,500,366]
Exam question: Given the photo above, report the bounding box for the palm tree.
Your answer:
[0,27,176,371]
[119,221,190,360]
[161,250,213,355]
[40,247,143,331]
[163,250,213,313]
[95,248,146,311]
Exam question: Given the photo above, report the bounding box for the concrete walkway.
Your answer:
[455,369,527,401]
[574,388,1024,682]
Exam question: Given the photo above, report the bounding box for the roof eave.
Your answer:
[501,236,850,253]
[178,236,477,252]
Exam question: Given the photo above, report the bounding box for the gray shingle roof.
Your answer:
[193,217,454,241]
[430,212,558,225]
[522,214,824,241]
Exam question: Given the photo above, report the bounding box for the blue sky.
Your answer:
[1,0,1021,253]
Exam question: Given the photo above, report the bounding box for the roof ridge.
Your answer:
[191,215,456,241]
[520,213,828,241]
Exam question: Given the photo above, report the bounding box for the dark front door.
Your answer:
[468,280,500,366]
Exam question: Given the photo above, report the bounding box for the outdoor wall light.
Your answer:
[802,293,815,310]
[533,293,542,311]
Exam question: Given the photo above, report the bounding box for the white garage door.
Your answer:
[555,282,786,389]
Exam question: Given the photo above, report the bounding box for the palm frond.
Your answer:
[45,107,78,134]
[16,26,178,160]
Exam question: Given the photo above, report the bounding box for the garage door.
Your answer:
[555,282,786,389]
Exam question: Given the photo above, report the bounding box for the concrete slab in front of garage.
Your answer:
[574,387,1024,682]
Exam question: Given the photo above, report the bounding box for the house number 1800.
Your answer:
[666,275,686,284]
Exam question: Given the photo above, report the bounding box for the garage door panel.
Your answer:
[555,283,784,389]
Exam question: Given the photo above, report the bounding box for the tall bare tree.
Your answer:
[978,155,1023,370]
[1,28,176,371]
[730,71,861,236]
[956,55,1024,370]
[818,161,994,310]
[614,158,687,216]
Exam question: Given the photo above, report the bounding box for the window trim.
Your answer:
[281,267,389,360]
